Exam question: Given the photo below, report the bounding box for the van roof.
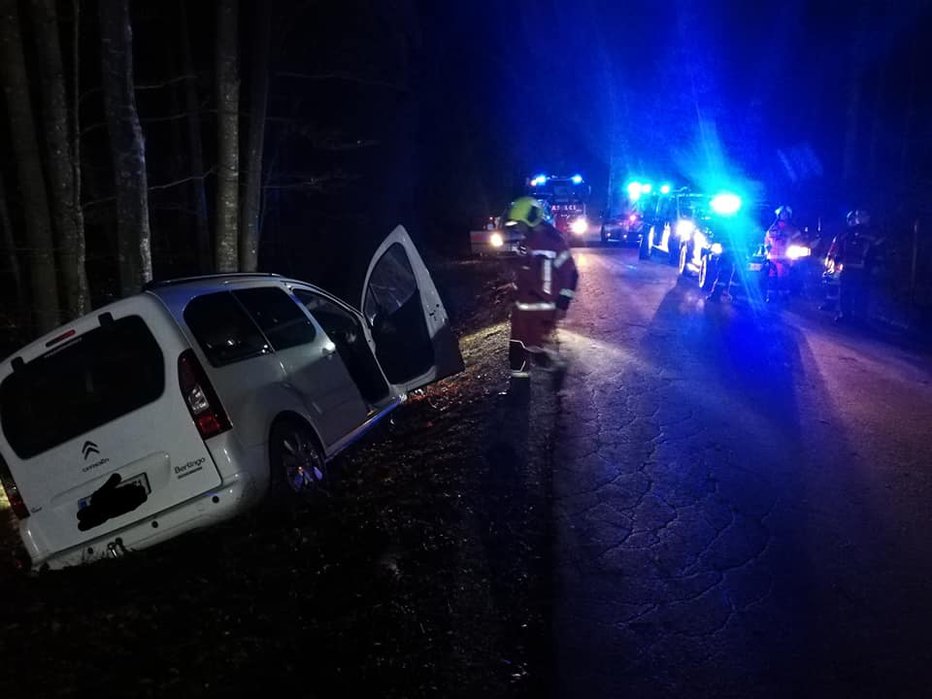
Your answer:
[2,272,349,369]
[142,272,284,291]
[143,272,329,321]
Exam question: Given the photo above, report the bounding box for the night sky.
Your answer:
[409,0,932,225]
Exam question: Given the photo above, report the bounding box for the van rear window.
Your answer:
[0,316,165,460]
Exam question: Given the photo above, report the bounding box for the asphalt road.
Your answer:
[549,246,932,698]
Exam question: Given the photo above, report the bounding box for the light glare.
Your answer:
[710,192,742,215]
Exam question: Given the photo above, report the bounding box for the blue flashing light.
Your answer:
[660,183,672,195]
[641,183,653,194]
[710,192,742,216]
[530,174,548,187]
[571,174,584,185]
[627,181,643,200]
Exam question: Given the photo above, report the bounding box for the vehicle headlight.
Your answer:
[675,219,695,239]
[490,232,504,248]
[787,244,811,260]
[570,217,588,236]
[710,242,724,256]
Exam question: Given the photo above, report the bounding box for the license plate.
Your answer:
[78,473,151,511]
[747,263,763,271]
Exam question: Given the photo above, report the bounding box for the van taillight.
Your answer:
[178,350,231,439]
[0,453,28,519]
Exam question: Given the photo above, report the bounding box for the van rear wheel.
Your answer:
[269,419,326,500]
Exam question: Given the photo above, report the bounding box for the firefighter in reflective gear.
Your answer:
[827,209,878,323]
[505,197,579,388]
[764,205,802,302]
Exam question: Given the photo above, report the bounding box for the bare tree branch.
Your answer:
[135,73,196,90]
[82,168,217,207]
[148,168,217,193]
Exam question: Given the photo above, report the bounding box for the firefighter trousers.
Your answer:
[509,305,564,378]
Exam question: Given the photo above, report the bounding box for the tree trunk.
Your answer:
[72,0,87,298]
[180,0,211,273]
[30,0,89,319]
[215,0,239,272]
[98,0,152,295]
[0,170,26,315]
[239,0,270,272]
[0,0,61,333]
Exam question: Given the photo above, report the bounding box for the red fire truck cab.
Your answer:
[526,174,591,242]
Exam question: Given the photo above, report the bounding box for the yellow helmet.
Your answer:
[505,197,548,228]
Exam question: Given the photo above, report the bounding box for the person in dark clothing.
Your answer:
[827,209,880,324]
[705,249,738,303]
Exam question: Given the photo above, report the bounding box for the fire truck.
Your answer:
[526,174,591,242]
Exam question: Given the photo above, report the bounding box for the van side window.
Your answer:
[293,289,358,336]
[234,287,316,350]
[184,293,271,367]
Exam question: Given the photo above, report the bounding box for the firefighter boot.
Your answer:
[532,347,567,392]
[507,375,531,406]
[546,353,569,393]
[551,363,568,393]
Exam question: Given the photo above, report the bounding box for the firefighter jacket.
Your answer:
[829,227,878,272]
[510,222,579,349]
[764,222,801,261]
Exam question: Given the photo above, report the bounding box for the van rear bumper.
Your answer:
[24,469,261,570]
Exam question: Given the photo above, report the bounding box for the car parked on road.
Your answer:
[0,226,464,570]
[599,210,644,245]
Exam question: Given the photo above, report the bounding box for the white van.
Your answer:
[0,226,463,570]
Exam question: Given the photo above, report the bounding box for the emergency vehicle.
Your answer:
[526,174,591,242]
[469,212,523,256]
[602,181,675,246]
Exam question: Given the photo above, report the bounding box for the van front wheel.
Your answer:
[269,419,326,500]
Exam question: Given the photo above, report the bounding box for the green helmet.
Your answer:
[505,197,548,228]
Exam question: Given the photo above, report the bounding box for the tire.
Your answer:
[639,227,654,259]
[699,255,717,290]
[678,243,690,275]
[268,418,327,501]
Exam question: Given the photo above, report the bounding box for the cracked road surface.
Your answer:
[550,247,932,698]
